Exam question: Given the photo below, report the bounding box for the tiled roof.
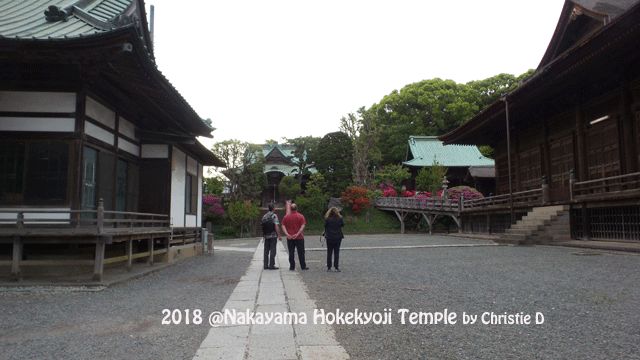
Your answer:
[0,0,133,39]
[403,136,494,167]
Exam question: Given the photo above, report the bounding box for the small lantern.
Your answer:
[442,176,450,200]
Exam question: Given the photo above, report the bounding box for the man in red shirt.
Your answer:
[281,203,308,271]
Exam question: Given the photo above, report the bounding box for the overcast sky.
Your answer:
[147,0,565,148]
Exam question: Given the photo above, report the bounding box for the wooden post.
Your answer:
[16,212,24,229]
[581,203,590,240]
[486,213,491,234]
[126,238,133,271]
[11,237,22,281]
[97,198,104,234]
[93,238,105,282]
[148,235,154,265]
[422,213,434,235]
[541,176,549,205]
[393,210,406,234]
[164,237,171,262]
[569,169,576,202]
[575,105,587,181]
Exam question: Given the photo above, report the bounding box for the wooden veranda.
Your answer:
[0,200,202,282]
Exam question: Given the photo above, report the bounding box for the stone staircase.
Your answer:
[498,205,570,245]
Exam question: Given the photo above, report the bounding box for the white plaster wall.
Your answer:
[170,147,186,228]
[187,156,197,175]
[85,121,115,145]
[118,116,136,139]
[117,137,140,157]
[0,91,75,113]
[185,214,197,227]
[197,164,203,227]
[85,96,115,129]
[141,144,169,158]
[0,117,74,132]
[0,208,71,225]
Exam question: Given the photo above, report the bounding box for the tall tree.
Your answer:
[313,132,353,196]
[340,107,380,186]
[284,136,320,186]
[211,140,265,201]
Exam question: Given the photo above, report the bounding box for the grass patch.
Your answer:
[303,208,400,235]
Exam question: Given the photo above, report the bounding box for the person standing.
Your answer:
[261,204,281,270]
[324,207,344,272]
[281,203,308,271]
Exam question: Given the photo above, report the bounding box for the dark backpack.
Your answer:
[261,213,276,236]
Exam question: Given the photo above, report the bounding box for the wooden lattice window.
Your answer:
[518,147,541,190]
[549,135,574,200]
[586,118,620,180]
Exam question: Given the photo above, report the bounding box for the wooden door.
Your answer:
[586,119,620,180]
[549,135,574,201]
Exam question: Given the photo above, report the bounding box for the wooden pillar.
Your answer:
[393,210,406,234]
[126,238,133,271]
[148,236,154,265]
[575,105,588,181]
[486,213,491,234]
[11,237,22,281]
[422,213,434,235]
[620,83,638,173]
[93,238,105,282]
[164,237,171,263]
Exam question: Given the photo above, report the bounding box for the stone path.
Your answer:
[194,240,349,360]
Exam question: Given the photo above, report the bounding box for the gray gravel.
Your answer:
[307,233,496,249]
[0,238,258,360]
[300,235,640,360]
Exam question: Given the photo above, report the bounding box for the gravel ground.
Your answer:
[300,235,640,360]
[0,238,259,360]
[306,233,495,249]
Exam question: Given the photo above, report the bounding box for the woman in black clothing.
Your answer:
[324,207,344,272]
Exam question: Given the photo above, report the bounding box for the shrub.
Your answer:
[279,176,301,201]
[341,186,371,214]
[375,164,411,191]
[202,195,225,223]
[296,174,329,219]
[415,162,447,193]
[227,200,260,237]
[446,186,484,201]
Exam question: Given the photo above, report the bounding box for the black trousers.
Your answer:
[326,238,342,269]
[263,237,277,268]
[286,239,306,270]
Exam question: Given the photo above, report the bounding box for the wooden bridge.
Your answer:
[375,188,544,234]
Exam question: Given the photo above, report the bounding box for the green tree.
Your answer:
[227,200,260,237]
[415,162,447,193]
[313,132,354,197]
[369,78,479,164]
[340,107,380,186]
[278,176,301,201]
[211,140,265,201]
[295,173,329,219]
[284,136,321,186]
[374,164,411,190]
[203,176,225,195]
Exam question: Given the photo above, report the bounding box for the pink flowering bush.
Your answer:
[379,182,398,197]
[401,190,416,197]
[203,195,225,222]
[445,186,484,201]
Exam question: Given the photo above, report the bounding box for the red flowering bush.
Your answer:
[341,186,371,214]
[379,182,398,197]
[203,195,225,222]
[415,192,432,199]
[401,190,416,197]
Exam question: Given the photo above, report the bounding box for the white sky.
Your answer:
[147,0,565,149]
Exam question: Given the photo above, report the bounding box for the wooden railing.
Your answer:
[375,197,460,212]
[462,188,543,211]
[0,199,169,234]
[375,188,544,213]
[571,171,640,201]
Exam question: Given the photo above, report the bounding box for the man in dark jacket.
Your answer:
[261,204,281,270]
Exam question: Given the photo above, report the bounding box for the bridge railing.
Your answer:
[375,196,460,212]
[375,188,543,213]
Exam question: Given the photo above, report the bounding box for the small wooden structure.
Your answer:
[0,0,223,280]
[440,0,640,242]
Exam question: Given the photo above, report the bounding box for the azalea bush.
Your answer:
[203,195,225,223]
[341,186,371,214]
[445,186,484,201]
[379,182,398,197]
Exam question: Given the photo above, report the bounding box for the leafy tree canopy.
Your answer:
[313,132,354,197]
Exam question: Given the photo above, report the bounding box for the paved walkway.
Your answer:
[194,240,349,360]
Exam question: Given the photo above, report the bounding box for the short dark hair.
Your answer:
[268,204,274,211]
